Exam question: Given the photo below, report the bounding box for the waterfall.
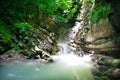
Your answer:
[57,21,83,55]
[59,2,95,56]
[57,23,84,56]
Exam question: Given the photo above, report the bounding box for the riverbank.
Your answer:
[91,53,120,80]
[0,49,27,64]
[0,49,54,65]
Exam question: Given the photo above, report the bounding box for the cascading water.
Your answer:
[0,38,95,80]
[0,21,95,80]
[0,27,95,80]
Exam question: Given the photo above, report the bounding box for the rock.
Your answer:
[47,58,54,63]
[86,41,118,49]
[85,18,114,42]
[74,0,120,54]
[108,0,120,33]
[75,18,119,53]
[35,55,40,59]
[89,50,95,54]
[0,49,27,63]
[113,68,120,78]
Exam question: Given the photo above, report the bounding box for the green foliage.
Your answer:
[32,0,74,22]
[0,0,77,54]
[0,0,40,53]
[13,22,34,49]
[0,21,12,42]
[111,59,120,68]
[53,0,74,22]
[6,51,12,57]
[14,22,31,34]
[0,20,13,52]
[89,3,111,23]
[34,0,58,14]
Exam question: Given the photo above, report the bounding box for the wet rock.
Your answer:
[34,55,40,59]
[47,58,54,63]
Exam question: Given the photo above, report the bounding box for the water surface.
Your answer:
[0,54,95,80]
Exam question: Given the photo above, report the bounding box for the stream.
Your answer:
[0,42,95,80]
[0,23,95,80]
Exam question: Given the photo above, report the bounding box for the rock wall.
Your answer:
[74,0,120,53]
[107,0,120,33]
[27,30,59,60]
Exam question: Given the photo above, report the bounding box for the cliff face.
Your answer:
[107,0,120,33]
[74,0,120,53]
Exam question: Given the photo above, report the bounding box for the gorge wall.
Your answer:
[73,0,120,54]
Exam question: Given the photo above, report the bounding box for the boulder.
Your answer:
[85,18,114,42]
[75,18,119,53]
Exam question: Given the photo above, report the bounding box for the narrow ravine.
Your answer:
[0,20,95,80]
[0,0,120,80]
[0,1,97,80]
